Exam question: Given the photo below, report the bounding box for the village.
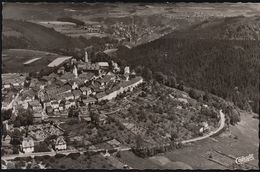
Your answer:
[1,44,224,170]
[1,45,144,159]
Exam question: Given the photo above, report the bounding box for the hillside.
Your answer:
[115,16,260,113]
[2,49,61,73]
[2,19,87,52]
[2,19,116,54]
[170,15,260,40]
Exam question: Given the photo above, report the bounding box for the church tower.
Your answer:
[73,65,78,78]
[85,50,89,63]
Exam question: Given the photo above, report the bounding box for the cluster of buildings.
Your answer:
[81,24,104,33]
[2,45,144,155]
[20,123,67,153]
[25,48,143,118]
[111,22,139,43]
[2,73,27,89]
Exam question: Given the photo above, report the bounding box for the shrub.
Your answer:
[189,89,201,100]
[67,153,80,160]
[67,118,78,125]
[55,154,66,159]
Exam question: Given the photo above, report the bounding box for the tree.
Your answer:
[13,108,34,127]
[90,110,99,126]
[225,105,241,126]
[189,89,201,100]
[177,80,184,91]
[135,65,143,75]
[203,91,211,102]
[155,72,167,84]
[142,68,153,81]
[138,109,147,122]
[1,109,12,121]
[10,129,23,146]
[167,75,177,88]
[135,134,144,149]
[34,141,50,152]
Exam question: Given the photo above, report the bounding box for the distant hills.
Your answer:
[169,15,260,40]
[116,16,260,113]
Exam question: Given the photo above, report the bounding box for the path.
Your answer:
[2,147,131,161]
[2,110,226,162]
[181,110,225,144]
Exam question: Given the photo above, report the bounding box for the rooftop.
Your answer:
[97,62,109,67]
[82,97,96,104]
[47,56,72,67]
[78,72,95,80]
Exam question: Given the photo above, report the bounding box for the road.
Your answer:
[2,147,131,161]
[181,110,225,144]
[2,109,226,163]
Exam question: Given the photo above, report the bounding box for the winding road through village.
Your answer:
[2,110,226,162]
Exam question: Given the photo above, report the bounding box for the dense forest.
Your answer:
[116,37,260,113]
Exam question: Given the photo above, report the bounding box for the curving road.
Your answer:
[2,110,225,162]
[181,110,225,144]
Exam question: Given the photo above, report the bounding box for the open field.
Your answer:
[158,111,259,169]
[2,49,61,73]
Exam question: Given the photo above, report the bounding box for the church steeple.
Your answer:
[73,65,78,78]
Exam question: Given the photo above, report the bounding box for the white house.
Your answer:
[55,136,67,151]
[22,137,34,153]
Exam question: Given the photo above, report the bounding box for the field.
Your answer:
[2,49,61,73]
[157,111,259,170]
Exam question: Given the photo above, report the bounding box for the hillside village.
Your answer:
[2,42,245,169]
[1,42,229,169]
[2,3,259,170]
[1,45,144,154]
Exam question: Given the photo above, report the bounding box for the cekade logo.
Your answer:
[235,154,254,164]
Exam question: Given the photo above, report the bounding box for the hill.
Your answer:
[2,19,117,55]
[2,49,62,73]
[2,19,87,52]
[115,16,260,113]
[170,15,260,40]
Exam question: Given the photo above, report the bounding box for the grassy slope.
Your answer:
[2,19,87,52]
[2,49,61,73]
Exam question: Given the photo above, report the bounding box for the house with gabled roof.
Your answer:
[55,136,67,151]
[80,86,92,96]
[21,137,35,153]
[78,72,95,83]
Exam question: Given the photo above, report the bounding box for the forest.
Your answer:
[116,37,260,113]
